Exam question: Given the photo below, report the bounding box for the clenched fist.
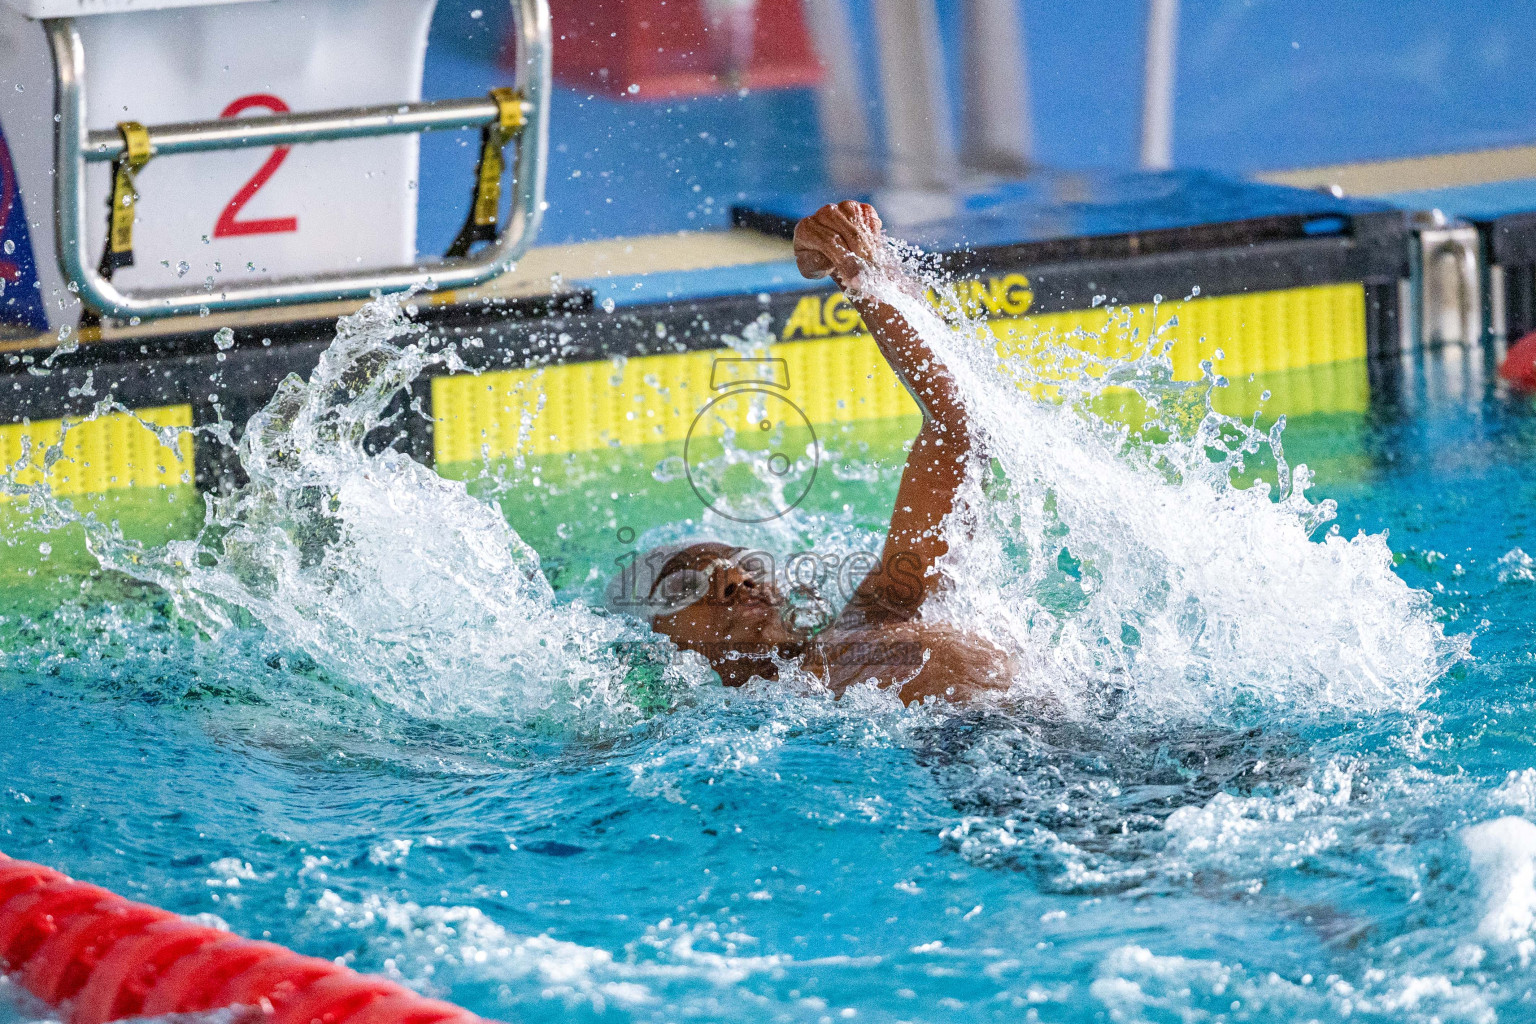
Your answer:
[793,201,885,287]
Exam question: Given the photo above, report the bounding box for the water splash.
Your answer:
[8,294,702,727]
[672,313,822,527]
[5,244,1463,729]
[849,248,1464,721]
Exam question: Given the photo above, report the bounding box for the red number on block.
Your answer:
[213,94,299,238]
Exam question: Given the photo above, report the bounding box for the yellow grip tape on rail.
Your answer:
[102,121,152,273]
[445,87,525,258]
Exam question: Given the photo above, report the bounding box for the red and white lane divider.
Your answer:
[0,853,484,1024]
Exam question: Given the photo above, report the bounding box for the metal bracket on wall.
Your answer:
[1415,218,1483,349]
[45,0,550,321]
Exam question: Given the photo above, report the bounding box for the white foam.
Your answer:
[941,759,1363,892]
[367,838,414,866]
[308,889,647,1010]
[1492,769,1536,811]
[1089,944,1331,1023]
[1159,762,1355,870]
[1496,548,1535,584]
[1462,816,1536,964]
[1091,944,1493,1022]
[205,857,259,887]
[303,891,862,1015]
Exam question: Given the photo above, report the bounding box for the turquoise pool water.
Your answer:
[0,304,1532,1023]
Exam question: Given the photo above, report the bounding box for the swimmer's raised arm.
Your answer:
[793,203,968,429]
[794,202,977,625]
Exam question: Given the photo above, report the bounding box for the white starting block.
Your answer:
[0,0,549,333]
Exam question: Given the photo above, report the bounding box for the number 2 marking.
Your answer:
[214,94,299,238]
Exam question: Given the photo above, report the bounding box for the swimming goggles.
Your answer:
[647,549,772,618]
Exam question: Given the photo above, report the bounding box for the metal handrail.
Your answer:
[82,97,532,162]
[45,0,550,321]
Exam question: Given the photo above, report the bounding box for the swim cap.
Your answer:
[604,542,727,619]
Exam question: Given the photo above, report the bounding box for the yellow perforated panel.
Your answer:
[998,281,1367,381]
[432,332,920,464]
[433,281,1368,465]
[0,405,194,497]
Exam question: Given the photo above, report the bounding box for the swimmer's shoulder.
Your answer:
[809,620,1014,705]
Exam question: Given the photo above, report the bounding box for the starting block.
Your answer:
[0,0,550,332]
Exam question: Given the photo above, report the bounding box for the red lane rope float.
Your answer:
[0,853,485,1024]
[1501,329,1536,394]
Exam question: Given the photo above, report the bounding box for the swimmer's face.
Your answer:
[649,543,803,687]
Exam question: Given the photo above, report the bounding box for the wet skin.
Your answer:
[650,202,1014,705]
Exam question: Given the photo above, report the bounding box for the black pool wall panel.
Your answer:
[1486,211,1536,341]
[0,191,1417,496]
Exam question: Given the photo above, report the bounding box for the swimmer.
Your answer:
[627,201,1013,705]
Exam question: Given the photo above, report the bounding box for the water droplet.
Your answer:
[1,240,12,255]
[198,305,210,317]
[214,327,235,350]
[13,84,22,93]
[176,260,190,277]
[601,297,616,313]
[627,83,640,94]
[470,7,483,16]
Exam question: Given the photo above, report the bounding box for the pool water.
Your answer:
[0,297,1533,1023]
